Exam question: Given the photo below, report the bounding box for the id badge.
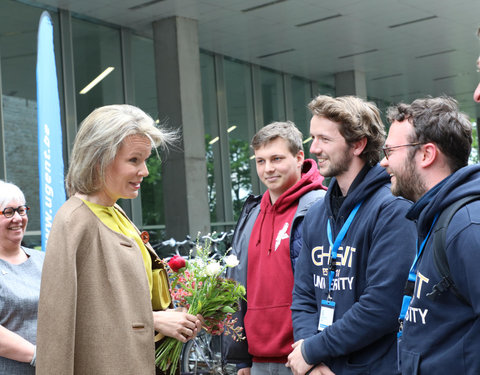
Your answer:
[318,300,335,331]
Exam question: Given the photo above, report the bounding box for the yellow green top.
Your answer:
[82,199,153,298]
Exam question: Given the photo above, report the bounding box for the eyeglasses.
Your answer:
[0,205,30,218]
[382,143,424,160]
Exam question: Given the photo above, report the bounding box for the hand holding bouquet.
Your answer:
[155,236,246,375]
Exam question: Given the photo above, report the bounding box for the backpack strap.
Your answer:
[426,194,480,304]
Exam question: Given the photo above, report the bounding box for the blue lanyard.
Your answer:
[398,215,438,333]
[326,201,363,298]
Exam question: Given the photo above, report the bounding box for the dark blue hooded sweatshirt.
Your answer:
[292,164,416,374]
[400,164,480,375]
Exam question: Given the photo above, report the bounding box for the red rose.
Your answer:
[168,255,186,272]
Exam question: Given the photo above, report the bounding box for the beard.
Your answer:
[391,160,426,202]
[318,149,353,178]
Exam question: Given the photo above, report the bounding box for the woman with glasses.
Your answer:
[0,180,43,374]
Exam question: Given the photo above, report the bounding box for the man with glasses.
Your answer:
[380,96,480,374]
[287,95,416,375]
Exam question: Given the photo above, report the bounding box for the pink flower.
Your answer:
[168,255,186,272]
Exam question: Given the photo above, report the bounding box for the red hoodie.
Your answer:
[245,159,325,363]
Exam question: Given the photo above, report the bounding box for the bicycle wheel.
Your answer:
[181,331,226,375]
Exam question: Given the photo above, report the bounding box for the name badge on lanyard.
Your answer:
[317,201,363,331]
[318,300,336,331]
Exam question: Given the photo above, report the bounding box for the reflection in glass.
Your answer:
[72,17,123,123]
[0,0,63,247]
[130,34,165,228]
[260,68,285,125]
[224,59,255,220]
[200,53,219,222]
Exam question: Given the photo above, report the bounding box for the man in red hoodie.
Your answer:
[223,121,327,375]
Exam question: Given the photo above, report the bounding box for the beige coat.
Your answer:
[37,197,162,375]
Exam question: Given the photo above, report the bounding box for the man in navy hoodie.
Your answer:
[381,96,480,374]
[224,121,327,375]
[287,95,416,375]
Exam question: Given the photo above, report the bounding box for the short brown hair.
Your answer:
[387,96,472,172]
[251,121,303,155]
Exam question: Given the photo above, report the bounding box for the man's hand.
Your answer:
[310,364,335,375]
[286,340,312,375]
[237,367,251,375]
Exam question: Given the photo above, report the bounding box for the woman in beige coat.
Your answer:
[36,105,201,375]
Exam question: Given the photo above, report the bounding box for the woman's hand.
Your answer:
[153,308,203,343]
[0,325,35,364]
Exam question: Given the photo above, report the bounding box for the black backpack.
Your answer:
[426,194,480,305]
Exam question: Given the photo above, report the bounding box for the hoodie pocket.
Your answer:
[400,350,420,375]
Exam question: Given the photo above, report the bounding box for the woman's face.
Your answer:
[0,199,28,247]
[99,135,152,206]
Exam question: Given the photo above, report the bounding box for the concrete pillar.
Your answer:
[335,70,367,98]
[153,16,210,239]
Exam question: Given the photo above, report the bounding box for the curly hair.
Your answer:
[308,95,385,165]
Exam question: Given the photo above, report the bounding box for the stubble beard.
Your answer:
[318,151,352,179]
[391,161,426,202]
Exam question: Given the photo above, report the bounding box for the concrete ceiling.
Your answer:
[21,0,480,118]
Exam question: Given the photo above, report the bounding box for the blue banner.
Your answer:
[36,11,66,251]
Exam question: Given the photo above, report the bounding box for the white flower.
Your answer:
[206,261,222,276]
[224,254,239,268]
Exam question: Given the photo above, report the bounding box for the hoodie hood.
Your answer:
[410,164,480,235]
[255,158,326,249]
[324,164,391,218]
[263,158,327,214]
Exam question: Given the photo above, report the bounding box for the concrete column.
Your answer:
[335,70,367,98]
[153,16,210,239]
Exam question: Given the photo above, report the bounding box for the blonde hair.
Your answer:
[66,104,176,196]
[0,180,26,210]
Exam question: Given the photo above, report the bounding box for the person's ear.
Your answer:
[419,143,437,167]
[352,137,367,156]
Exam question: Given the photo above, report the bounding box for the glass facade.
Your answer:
[224,58,255,220]
[72,17,124,123]
[260,68,286,125]
[0,0,328,243]
[0,0,63,247]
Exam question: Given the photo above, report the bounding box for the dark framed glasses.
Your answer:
[382,142,424,160]
[0,205,30,218]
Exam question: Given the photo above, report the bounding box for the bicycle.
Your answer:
[153,231,237,375]
[179,231,236,375]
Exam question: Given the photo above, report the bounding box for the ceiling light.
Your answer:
[79,67,114,94]
[338,49,378,59]
[257,48,295,59]
[303,137,312,144]
[416,49,456,59]
[296,14,342,27]
[371,73,403,81]
[250,155,256,160]
[242,0,287,13]
[129,0,166,10]
[227,125,237,133]
[389,15,437,28]
[433,74,458,81]
[209,136,219,145]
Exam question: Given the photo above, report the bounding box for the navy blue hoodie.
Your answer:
[292,164,416,374]
[400,164,480,375]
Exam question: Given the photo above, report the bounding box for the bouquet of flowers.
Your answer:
[155,236,246,375]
